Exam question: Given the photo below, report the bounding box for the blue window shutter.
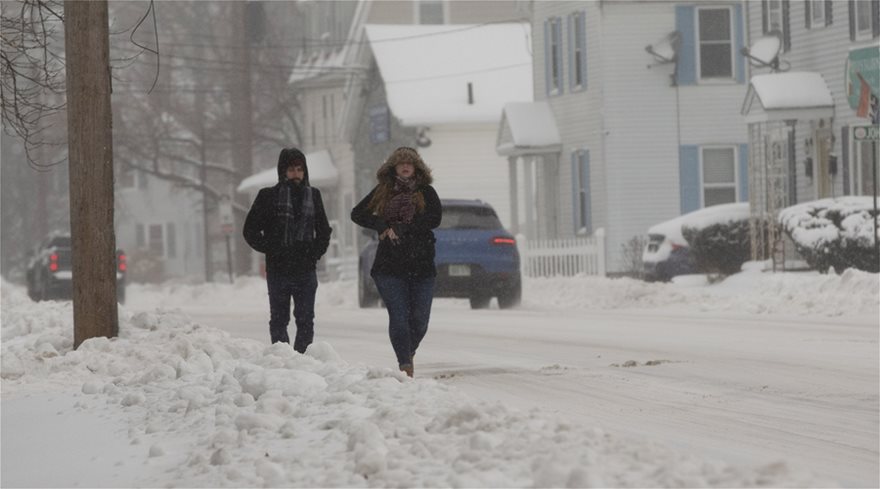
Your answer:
[571,152,579,231]
[734,4,745,84]
[544,20,552,96]
[568,15,575,89]
[555,18,564,92]
[738,144,749,201]
[675,6,696,86]
[582,150,592,232]
[680,145,700,213]
[580,12,588,89]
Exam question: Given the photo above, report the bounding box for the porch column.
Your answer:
[508,156,519,234]
[524,156,536,240]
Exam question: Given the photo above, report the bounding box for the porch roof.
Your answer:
[741,72,834,123]
[237,149,339,193]
[496,101,562,157]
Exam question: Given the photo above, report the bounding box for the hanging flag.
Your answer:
[856,72,872,118]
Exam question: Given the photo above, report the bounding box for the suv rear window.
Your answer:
[439,205,502,230]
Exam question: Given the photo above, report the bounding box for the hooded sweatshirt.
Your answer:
[243,149,332,275]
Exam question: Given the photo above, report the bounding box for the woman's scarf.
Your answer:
[382,176,417,224]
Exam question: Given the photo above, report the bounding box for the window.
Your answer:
[545,17,563,95]
[166,223,177,259]
[763,0,789,51]
[571,150,591,233]
[118,165,135,189]
[852,138,879,196]
[149,224,164,257]
[417,0,444,24]
[697,7,733,80]
[809,0,825,26]
[135,224,145,248]
[855,0,874,40]
[568,11,587,90]
[701,147,737,206]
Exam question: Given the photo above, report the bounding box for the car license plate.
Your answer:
[448,264,471,277]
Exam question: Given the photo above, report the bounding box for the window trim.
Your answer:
[571,149,591,234]
[854,0,874,41]
[699,145,739,207]
[809,0,825,27]
[414,0,447,25]
[568,11,587,92]
[546,16,564,96]
[695,6,735,82]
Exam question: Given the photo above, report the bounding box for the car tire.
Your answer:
[469,295,491,309]
[358,275,380,308]
[497,280,522,309]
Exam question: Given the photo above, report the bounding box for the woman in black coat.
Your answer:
[351,147,442,377]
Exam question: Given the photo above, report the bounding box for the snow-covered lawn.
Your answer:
[2,267,877,487]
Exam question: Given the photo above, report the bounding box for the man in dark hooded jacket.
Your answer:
[243,148,332,352]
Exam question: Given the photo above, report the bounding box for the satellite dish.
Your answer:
[740,30,785,72]
[645,31,681,64]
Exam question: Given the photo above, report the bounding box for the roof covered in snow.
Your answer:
[496,101,561,156]
[365,23,533,126]
[237,150,339,193]
[742,72,834,123]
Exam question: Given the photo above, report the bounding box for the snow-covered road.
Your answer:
[167,290,878,488]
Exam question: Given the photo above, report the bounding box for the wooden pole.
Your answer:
[64,0,119,348]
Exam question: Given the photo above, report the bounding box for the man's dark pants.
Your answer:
[267,270,317,353]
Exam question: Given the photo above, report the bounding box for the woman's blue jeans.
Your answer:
[372,274,435,368]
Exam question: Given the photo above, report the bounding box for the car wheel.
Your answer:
[497,280,522,309]
[469,295,491,309]
[358,275,380,308]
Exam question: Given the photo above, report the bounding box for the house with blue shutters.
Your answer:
[497,0,750,274]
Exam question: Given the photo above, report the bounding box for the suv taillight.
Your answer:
[118,254,127,272]
[491,237,516,245]
[49,253,58,272]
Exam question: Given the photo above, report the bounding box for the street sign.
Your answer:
[853,125,880,141]
[218,197,234,236]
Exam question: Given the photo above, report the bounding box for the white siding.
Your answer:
[746,0,877,202]
[417,124,512,227]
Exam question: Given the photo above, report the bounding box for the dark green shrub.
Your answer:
[682,219,753,276]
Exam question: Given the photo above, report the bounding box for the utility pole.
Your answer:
[64,0,119,348]
[232,1,256,276]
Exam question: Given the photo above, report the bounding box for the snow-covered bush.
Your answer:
[779,197,879,273]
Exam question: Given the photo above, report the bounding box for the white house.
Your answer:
[359,23,534,228]
[740,0,879,262]
[502,1,751,274]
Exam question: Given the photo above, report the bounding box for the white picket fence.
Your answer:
[520,228,606,277]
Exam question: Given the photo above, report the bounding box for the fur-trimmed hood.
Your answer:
[375,147,433,186]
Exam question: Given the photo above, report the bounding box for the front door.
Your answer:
[815,128,833,198]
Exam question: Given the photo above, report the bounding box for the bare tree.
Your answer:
[0,0,67,168]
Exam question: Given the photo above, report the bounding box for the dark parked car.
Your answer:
[358,199,521,309]
[26,233,128,303]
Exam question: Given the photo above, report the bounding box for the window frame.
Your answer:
[572,149,591,234]
[568,11,587,91]
[699,145,739,207]
[809,0,825,27]
[854,0,874,41]
[414,0,447,25]
[696,6,735,82]
[546,16,564,96]
[148,223,165,257]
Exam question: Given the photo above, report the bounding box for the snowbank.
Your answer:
[1,280,829,487]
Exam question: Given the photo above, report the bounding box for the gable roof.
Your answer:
[364,23,533,126]
[496,101,561,156]
[742,72,834,123]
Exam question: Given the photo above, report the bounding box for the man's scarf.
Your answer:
[275,182,315,245]
[382,176,417,224]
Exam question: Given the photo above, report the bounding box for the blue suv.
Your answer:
[358,199,521,309]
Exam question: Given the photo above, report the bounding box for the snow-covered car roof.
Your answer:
[648,203,750,245]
